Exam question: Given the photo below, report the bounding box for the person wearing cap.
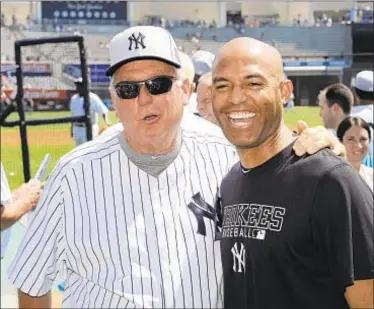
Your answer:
[178,51,198,115]
[70,78,111,146]
[0,65,42,259]
[8,25,235,309]
[351,70,374,167]
[8,26,345,309]
[352,70,373,124]
[188,50,215,116]
[191,50,215,86]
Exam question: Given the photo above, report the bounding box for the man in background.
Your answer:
[190,50,215,116]
[70,79,110,146]
[352,70,373,167]
[191,50,215,85]
[196,72,217,125]
[178,51,198,115]
[352,70,373,124]
[318,83,354,132]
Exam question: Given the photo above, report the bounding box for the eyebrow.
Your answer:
[213,74,266,84]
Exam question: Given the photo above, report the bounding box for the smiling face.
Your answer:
[212,38,292,149]
[110,60,188,152]
[343,125,370,165]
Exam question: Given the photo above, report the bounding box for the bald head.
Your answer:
[213,37,284,82]
[211,36,293,150]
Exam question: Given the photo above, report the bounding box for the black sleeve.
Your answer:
[312,163,374,289]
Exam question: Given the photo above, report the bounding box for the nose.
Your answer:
[229,85,246,105]
[136,84,153,106]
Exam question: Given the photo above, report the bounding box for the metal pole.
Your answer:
[78,37,92,141]
[14,41,31,182]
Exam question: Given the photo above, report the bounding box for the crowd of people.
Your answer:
[1,25,373,309]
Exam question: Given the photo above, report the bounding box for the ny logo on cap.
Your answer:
[128,32,146,51]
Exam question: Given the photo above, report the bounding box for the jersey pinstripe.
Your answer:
[8,120,237,308]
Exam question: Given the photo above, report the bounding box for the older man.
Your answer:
[9,26,236,309]
[213,37,373,309]
[196,72,218,125]
[9,27,345,309]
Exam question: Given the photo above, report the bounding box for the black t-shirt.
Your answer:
[217,142,374,309]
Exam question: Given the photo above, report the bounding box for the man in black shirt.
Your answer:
[212,37,373,309]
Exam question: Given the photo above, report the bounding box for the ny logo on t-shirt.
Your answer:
[231,242,246,273]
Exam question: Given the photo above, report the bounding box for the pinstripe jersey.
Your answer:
[8,120,237,308]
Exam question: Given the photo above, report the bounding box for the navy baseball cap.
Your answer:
[0,65,18,74]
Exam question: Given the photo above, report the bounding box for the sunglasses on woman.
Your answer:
[114,75,176,100]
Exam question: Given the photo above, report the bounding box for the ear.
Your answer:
[190,82,196,97]
[180,78,191,106]
[109,88,120,119]
[280,80,293,105]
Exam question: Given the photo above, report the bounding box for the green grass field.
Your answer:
[1,107,322,190]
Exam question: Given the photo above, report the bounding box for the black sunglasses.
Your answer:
[114,75,176,100]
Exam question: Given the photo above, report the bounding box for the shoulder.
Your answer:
[70,94,79,101]
[89,92,103,102]
[361,164,374,179]
[287,148,351,178]
[53,133,121,179]
[181,113,233,147]
[308,151,372,203]
[221,161,241,184]
[99,123,123,138]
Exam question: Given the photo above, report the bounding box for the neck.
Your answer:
[124,130,181,155]
[351,161,361,172]
[333,113,348,130]
[238,123,296,169]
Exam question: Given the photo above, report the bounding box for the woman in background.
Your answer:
[337,116,373,191]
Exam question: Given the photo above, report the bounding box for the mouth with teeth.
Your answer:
[227,111,257,128]
[351,149,364,156]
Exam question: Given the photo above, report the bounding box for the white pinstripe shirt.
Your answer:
[8,119,237,308]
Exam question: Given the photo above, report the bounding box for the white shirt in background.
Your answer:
[1,163,12,258]
[359,164,373,192]
[351,104,373,124]
[69,92,109,125]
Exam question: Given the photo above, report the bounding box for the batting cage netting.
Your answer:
[1,35,91,184]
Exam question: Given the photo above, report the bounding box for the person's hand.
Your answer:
[11,179,42,212]
[293,120,346,158]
